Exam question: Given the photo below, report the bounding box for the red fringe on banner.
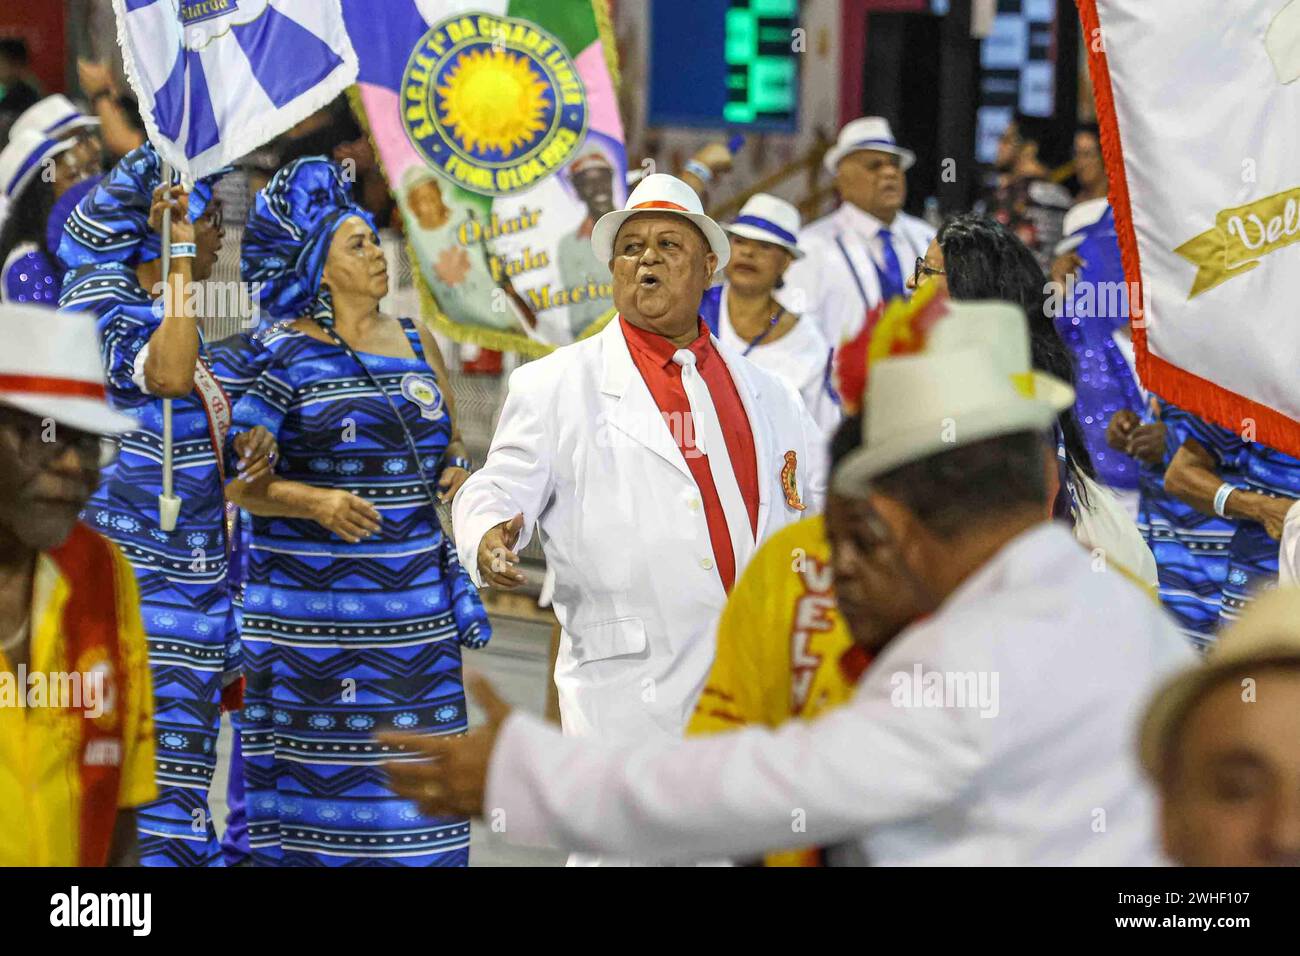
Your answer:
[1075,0,1300,456]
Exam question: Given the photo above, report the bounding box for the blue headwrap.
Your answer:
[58,142,223,271]
[241,156,377,323]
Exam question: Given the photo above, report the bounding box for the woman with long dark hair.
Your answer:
[908,213,1155,586]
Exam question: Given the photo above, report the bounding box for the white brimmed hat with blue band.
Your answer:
[824,116,916,175]
[722,193,804,259]
[832,300,1074,494]
[11,94,101,141]
[0,130,75,227]
[591,173,731,272]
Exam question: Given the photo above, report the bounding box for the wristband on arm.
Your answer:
[1213,482,1238,518]
[683,159,714,184]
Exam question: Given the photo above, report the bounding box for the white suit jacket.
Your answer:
[453,317,827,741]
[484,524,1198,865]
[780,203,936,347]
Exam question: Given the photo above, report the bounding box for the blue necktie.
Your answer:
[875,227,906,303]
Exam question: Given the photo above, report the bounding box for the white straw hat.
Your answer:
[590,173,731,272]
[722,193,803,258]
[824,116,916,175]
[0,302,135,435]
[833,300,1071,493]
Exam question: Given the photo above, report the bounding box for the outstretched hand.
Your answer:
[380,673,513,818]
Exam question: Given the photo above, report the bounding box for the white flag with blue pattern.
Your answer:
[113,0,359,179]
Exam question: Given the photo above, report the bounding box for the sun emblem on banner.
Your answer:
[437,48,550,155]
[401,13,588,197]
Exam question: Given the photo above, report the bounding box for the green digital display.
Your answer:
[722,0,799,127]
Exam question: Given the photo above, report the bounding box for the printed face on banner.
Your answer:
[371,8,624,352]
[401,13,588,198]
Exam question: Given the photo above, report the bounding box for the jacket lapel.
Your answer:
[599,318,693,481]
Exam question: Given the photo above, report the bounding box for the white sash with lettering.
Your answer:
[672,349,754,576]
[192,358,233,485]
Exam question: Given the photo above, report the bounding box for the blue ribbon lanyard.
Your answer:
[743,308,784,356]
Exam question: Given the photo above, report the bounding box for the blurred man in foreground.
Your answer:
[1142,586,1300,866]
[0,303,155,866]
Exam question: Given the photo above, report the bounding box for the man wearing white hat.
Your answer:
[701,193,839,435]
[392,300,1195,865]
[0,302,159,866]
[450,174,825,824]
[780,117,936,348]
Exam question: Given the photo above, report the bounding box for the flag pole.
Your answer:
[158,158,181,532]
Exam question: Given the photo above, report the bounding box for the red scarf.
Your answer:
[48,524,125,867]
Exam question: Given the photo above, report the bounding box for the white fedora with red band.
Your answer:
[590,173,731,271]
[0,302,135,435]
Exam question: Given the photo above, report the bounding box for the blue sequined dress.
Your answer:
[230,317,489,867]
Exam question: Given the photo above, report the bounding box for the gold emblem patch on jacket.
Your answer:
[781,450,805,511]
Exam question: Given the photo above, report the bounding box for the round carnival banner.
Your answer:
[346,0,627,357]
[401,14,589,197]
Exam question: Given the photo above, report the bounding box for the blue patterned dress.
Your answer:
[1220,441,1300,627]
[1138,402,1241,650]
[230,317,489,867]
[61,265,260,866]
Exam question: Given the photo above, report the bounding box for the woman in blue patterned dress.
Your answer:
[227,158,489,866]
[57,144,277,865]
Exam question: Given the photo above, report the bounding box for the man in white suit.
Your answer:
[781,117,936,347]
[452,174,826,748]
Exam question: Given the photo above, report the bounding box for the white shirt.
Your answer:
[780,203,936,347]
[485,523,1197,865]
[715,285,842,437]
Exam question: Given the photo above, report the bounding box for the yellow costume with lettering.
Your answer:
[689,515,863,866]
[0,535,156,866]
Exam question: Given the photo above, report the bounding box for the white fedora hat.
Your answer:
[833,300,1071,494]
[723,193,804,258]
[1053,196,1110,257]
[925,301,1077,412]
[824,116,916,175]
[0,129,74,203]
[0,302,135,435]
[11,94,101,141]
[591,173,731,272]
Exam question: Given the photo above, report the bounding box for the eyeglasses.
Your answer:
[0,412,118,468]
[913,257,945,288]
